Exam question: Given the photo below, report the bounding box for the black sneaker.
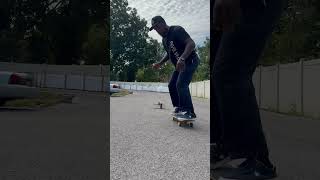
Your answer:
[171,107,183,116]
[253,161,277,179]
[190,112,197,118]
[211,154,233,170]
[221,159,277,179]
[237,158,256,169]
[177,111,195,120]
[211,143,233,170]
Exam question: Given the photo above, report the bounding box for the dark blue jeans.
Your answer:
[211,0,286,158]
[168,57,199,113]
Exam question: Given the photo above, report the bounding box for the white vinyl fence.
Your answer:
[111,80,210,98]
[0,62,109,92]
[114,59,320,118]
[2,59,320,118]
[253,59,320,118]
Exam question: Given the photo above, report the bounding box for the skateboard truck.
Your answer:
[154,101,163,109]
[172,116,194,127]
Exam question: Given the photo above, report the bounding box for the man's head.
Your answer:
[149,16,169,37]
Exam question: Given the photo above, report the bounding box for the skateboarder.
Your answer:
[150,16,199,119]
[211,0,286,179]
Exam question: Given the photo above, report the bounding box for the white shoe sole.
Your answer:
[211,156,233,170]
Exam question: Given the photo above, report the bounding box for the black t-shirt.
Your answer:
[162,26,197,66]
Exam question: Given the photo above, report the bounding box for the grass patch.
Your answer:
[3,90,66,108]
[193,96,209,101]
[111,89,132,97]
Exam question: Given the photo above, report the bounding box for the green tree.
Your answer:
[158,62,175,82]
[261,0,320,65]
[136,67,158,82]
[82,24,108,65]
[111,0,154,81]
[0,0,109,65]
[193,38,210,81]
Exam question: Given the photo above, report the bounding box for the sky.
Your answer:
[127,0,210,46]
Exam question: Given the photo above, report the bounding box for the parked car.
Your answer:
[0,71,40,105]
[110,83,120,89]
[109,83,121,94]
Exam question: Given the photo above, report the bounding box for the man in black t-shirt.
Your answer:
[150,16,199,119]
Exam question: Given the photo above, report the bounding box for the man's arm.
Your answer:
[176,38,195,72]
[180,38,196,61]
[153,53,169,69]
[158,53,169,65]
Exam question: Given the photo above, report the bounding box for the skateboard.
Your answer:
[172,116,195,127]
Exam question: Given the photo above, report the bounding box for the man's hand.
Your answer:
[176,58,186,72]
[152,62,162,70]
[213,0,241,32]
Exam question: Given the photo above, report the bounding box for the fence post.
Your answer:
[64,73,67,89]
[203,81,206,98]
[82,73,86,91]
[33,72,37,87]
[100,64,104,92]
[44,64,47,88]
[300,59,304,115]
[39,70,43,88]
[36,72,39,87]
[195,82,198,98]
[101,75,105,92]
[276,63,280,112]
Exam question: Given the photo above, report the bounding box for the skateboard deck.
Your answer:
[172,116,195,127]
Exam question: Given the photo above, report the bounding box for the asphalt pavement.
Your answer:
[110,91,210,180]
[0,90,108,179]
[1,89,319,180]
[111,91,320,180]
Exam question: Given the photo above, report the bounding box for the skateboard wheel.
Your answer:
[189,123,193,127]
